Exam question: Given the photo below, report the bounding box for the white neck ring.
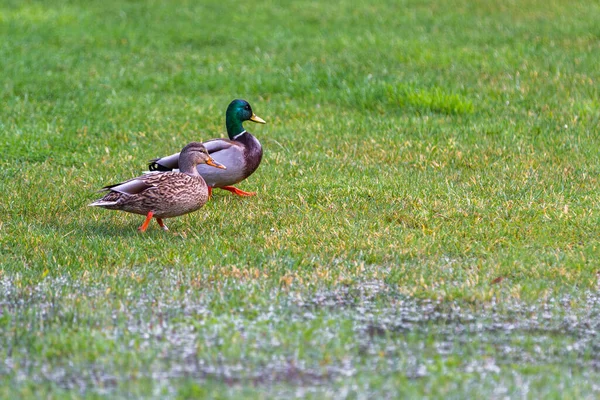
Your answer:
[232,130,247,140]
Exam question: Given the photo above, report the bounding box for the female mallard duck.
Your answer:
[148,99,266,197]
[89,142,226,232]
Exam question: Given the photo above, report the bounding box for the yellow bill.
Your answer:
[250,114,266,124]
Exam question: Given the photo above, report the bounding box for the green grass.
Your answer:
[1,0,600,397]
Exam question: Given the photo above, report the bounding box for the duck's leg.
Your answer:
[207,186,213,198]
[220,186,256,197]
[138,211,154,232]
[156,218,169,231]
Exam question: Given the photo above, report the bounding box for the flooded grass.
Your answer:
[2,271,600,398]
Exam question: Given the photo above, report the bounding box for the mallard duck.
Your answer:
[89,142,226,232]
[148,99,266,197]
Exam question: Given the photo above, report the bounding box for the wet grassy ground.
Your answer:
[2,272,600,398]
[1,0,600,397]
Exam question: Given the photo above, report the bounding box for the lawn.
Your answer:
[1,0,599,397]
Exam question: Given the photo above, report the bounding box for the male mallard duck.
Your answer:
[89,142,226,232]
[148,99,266,197]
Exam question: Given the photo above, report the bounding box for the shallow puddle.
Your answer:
[1,272,599,397]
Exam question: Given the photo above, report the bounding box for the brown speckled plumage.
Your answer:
[90,142,225,231]
[94,172,209,218]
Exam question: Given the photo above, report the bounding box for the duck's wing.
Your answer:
[203,139,245,165]
[90,174,158,207]
[203,138,240,155]
[101,173,161,195]
[148,139,239,172]
[196,139,247,187]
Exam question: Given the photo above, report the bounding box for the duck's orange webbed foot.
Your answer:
[220,186,256,197]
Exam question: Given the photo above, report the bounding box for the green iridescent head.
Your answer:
[225,99,266,139]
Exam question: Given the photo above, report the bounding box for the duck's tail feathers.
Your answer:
[148,152,181,172]
[148,159,172,171]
